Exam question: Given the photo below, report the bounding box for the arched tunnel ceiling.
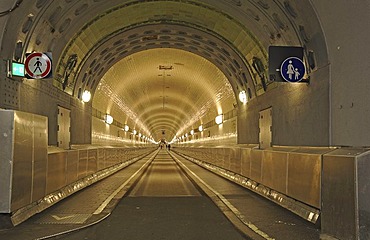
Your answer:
[11,0,321,142]
[93,48,235,141]
[55,0,271,142]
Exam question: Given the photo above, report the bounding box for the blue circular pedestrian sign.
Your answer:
[280,57,305,82]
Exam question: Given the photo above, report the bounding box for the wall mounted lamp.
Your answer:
[239,90,248,104]
[215,114,223,125]
[81,90,92,103]
[198,125,203,132]
[104,114,113,124]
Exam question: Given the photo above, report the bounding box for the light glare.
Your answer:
[82,90,92,103]
[104,114,113,124]
[215,114,223,125]
[239,90,247,104]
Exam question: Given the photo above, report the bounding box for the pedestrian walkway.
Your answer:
[0,149,320,240]
[171,150,320,240]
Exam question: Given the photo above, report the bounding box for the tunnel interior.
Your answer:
[31,0,323,146]
[3,2,370,239]
[0,0,330,146]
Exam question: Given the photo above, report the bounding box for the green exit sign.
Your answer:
[12,62,25,77]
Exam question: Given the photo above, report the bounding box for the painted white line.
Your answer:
[93,154,155,215]
[173,155,275,240]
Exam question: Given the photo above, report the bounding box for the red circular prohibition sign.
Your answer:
[25,52,52,79]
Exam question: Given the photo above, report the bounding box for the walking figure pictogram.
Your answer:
[34,58,42,73]
[287,60,294,80]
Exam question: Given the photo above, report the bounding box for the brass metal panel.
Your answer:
[97,148,105,170]
[11,162,32,211]
[0,110,14,212]
[290,147,335,155]
[261,151,288,194]
[218,148,225,169]
[106,148,117,166]
[111,148,118,165]
[32,114,48,202]
[87,149,98,175]
[32,158,47,202]
[250,149,263,182]
[229,148,241,174]
[220,148,226,168]
[202,149,209,164]
[121,148,128,162]
[104,148,113,167]
[205,148,213,164]
[211,148,218,165]
[221,148,227,169]
[205,148,212,164]
[201,149,207,163]
[240,148,251,178]
[287,153,321,208]
[78,150,88,179]
[11,111,34,211]
[46,152,67,194]
[1,111,48,212]
[113,148,119,163]
[322,153,357,240]
[117,148,124,163]
[209,148,215,164]
[325,148,366,157]
[66,151,79,185]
